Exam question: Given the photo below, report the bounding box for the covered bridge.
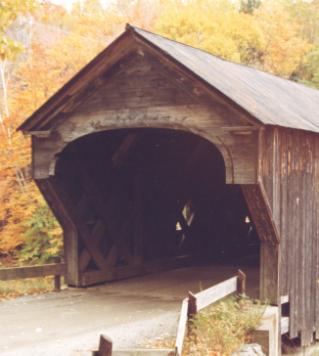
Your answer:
[19,25,319,346]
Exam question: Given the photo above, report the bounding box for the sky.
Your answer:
[50,0,111,11]
[50,0,74,11]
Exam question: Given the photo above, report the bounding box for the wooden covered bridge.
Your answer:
[19,25,319,347]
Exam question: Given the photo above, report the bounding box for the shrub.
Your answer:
[18,204,63,264]
[185,296,264,355]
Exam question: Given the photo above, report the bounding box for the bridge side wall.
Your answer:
[260,126,319,345]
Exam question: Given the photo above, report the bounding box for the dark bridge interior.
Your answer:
[56,129,259,279]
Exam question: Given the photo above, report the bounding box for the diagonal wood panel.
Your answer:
[241,183,279,244]
[241,183,280,305]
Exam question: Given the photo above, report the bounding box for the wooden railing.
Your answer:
[174,269,246,356]
[94,270,246,356]
[0,263,66,291]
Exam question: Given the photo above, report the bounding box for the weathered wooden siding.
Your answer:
[32,50,259,185]
[260,126,319,345]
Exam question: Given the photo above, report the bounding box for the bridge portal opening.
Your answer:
[56,129,260,294]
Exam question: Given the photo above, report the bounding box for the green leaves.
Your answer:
[0,37,22,61]
[19,204,63,264]
[186,297,265,355]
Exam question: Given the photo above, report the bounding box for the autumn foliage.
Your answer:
[0,0,319,261]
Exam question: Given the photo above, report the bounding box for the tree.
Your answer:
[1,0,318,257]
[155,0,311,79]
[0,0,35,133]
[288,0,319,87]
[240,0,261,14]
[0,0,124,255]
[0,0,36,254]
[254,0,311,78]
[155,0,264,64]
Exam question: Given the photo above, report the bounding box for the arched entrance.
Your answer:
[50,128,260,292]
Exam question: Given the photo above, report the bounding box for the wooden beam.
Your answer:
[77,221,109,271]
[112,132,139,167]
[241,183,280,244]
[80,255,191,286]
[281,295,289,305]
[0,263,65,280]
[241,183,279,305]
[188,292,197,316]
[77,166,134,266]
[259,242,279,305]
[112,349,175,355]
[133,174,144,265]
[251,306,280,356]
[191,276,238,312]
[177,212,191,237]
[281,317,289,335]
[48,177,110,276]
[30,130,51,138]
[237,269,246,296]
[36,178,79,286]
[175,298,189,356]
[79,220,107,272]
[98,335,113,356]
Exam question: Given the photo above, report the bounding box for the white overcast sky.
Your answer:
[50,0,74,11]
[50,0,111,11]
[49,0,315,11]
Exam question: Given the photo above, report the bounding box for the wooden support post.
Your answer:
[237,269,246,296]
[188,291,197,317]
[251,306,280,356]
[241,184,280,305]
[175,298,189,356]
[260,241,279,305]
[35,178,79,286]
[98,335,113,356]
[54,275,61,291]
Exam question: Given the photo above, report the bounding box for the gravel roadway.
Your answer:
[0,264,259,356]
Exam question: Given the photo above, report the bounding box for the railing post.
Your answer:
[54,275,61,291]
[237,269,246,296]
[188,291,197,317]
[98,335,113,356]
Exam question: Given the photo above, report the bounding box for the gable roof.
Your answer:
[19,25,319,133]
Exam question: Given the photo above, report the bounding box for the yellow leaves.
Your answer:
[255,0,311,77]
[155,0,264,63]
[155,0,311,78]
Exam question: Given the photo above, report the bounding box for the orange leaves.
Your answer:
[0,0,319,257]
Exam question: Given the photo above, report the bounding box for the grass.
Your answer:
[0,276,65,301]
[0,255,66,301]
[141,296,265,355]
[184,296,265,356]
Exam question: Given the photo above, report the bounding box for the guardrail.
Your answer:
[93,336,174,355]
[94,270,246,356]
[0,263,66,291]
[174,269,246,356]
